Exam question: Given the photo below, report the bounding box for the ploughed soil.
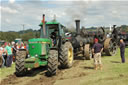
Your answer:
[1,57,91,85]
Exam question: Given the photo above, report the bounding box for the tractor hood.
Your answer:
[39,21,59,26]
[28,38,52,57]
[29,38,52,43]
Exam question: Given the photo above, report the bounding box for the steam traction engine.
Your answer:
[71,20,119,60]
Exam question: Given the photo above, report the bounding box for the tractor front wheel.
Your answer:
[47,50,58,76]
[15,51,26,77]
[59,42,74,69]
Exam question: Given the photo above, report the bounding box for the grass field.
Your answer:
[80,48,128,85]
[0,48,128,85]
[0,63,15,81]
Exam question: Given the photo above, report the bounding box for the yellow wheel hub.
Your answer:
[68,48,73,64]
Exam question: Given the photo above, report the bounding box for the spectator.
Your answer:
[120,39,125,63]
[5,42,13,67]
[0,44,7,67]
[2,44,7,66]
[16,43,20,50]
[20,42,25,49]
[92,38,103,70]
[12,43,17,62]
[0,45,5,67]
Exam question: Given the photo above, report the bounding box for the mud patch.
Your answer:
[83,66,94,69]
[26,70,63,85]
[1,68,63,85]
[1,74,19,85]
[73,60,81,67]
[59,72,88,80]
[1,60,87,85]
[26,76,56,85]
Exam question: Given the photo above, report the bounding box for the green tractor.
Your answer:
[15,14,74,76]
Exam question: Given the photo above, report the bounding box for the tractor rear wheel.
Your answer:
[59,42,74,68]
[15,51,26,76]
[84,44,92,60]
[96,27,106,42]
[104,38,117,56]
[47,50,58,76]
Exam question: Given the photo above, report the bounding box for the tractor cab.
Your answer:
[39,21,66,47]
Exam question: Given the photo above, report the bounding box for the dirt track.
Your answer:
[1,58,93,85]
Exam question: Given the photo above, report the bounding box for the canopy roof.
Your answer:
[39,21,60,26]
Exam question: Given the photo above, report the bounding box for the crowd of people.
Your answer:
[0,42,27,68]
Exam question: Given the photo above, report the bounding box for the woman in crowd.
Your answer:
[5,42,13,67]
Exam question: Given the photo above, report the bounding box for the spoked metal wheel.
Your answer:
[96,27,106,42]
[104,38,117,56]
[84,44,92,60]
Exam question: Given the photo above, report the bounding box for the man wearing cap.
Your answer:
[92,38,103,70]
[120,39,125,63]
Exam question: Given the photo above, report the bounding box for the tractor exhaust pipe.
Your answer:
[43,14,46,37]
[40,14,46,38]
[75,20,80,35]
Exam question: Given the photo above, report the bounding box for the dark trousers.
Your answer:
[121,51,125,63]
[6,55,13,67]
[2,55,5,67]
[3,55,7,66]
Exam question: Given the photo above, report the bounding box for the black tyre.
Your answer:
[104,38,117,56]
[15,51,26,76]
[84,44,92,60]
[96,27,106,42]
[47,50,58,76]
[59,42,74,68]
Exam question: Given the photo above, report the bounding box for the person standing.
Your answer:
[0,45,5,67]
[120,39,125,63]
[12,43,17,62]
[5,42,13,67]
[2,44,7,66]
[50,30,57,46]
[92,38,103,70]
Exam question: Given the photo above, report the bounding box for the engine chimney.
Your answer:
[75,20,80,34]
[40,14,46,38]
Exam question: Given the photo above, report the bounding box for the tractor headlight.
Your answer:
[28,55,30,58]
[35,54,38,57]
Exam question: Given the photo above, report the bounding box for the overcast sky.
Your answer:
[0,0,128,31]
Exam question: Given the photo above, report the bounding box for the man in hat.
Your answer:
[120,39,125,63]
[92,38,103,70]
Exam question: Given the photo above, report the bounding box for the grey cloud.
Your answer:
[1,1,128,31]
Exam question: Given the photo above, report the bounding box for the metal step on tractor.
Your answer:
[15,14,74,77]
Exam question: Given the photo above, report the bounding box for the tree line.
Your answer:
[0,29,40,42]
[0,25,128,42]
